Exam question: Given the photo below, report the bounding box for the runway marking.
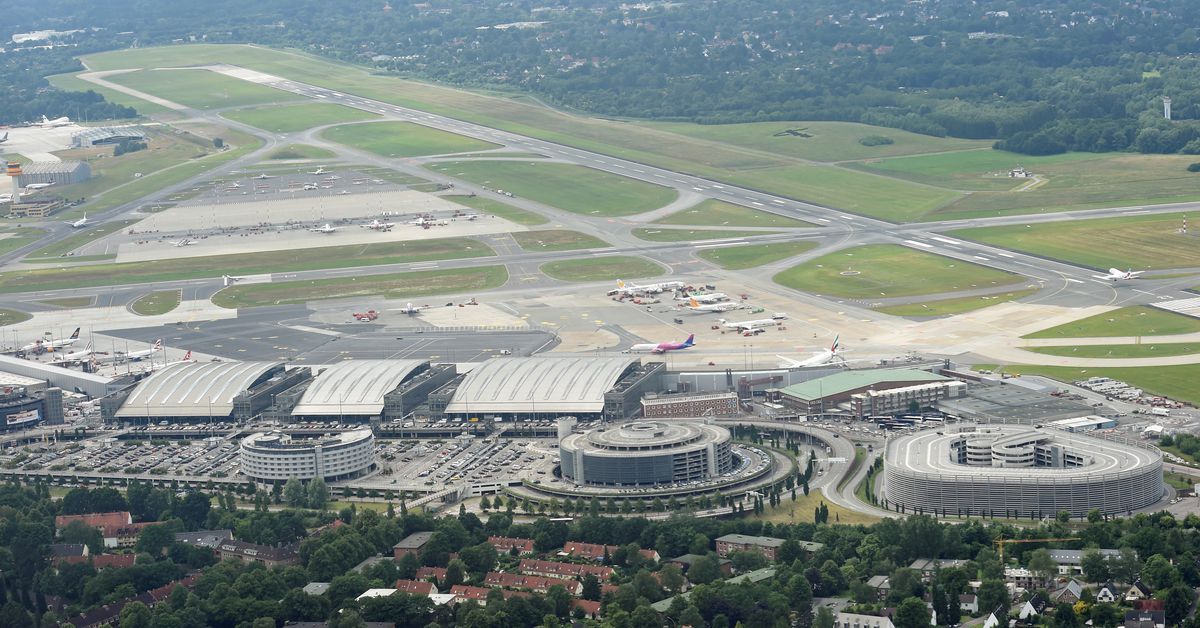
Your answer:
[751,201,764,206]
[695,242,747,249]
[839,215,855,220]
[285,325,342,337]
[973,255,990,261]
[1122,209,1149,215]
[1133,289,1157,296]
[772,199,786,205]
[814,218,830,223]
[930,236,961,245]
[903,239,934,249]
[996,252,1014,258]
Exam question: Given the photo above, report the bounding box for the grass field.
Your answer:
[39,297,94,308]
[653,199,816,228]
[264,144,336,160]
[47,72,171,116]
[0,229,47,257]
[443,195,547,226]
[130,290,182,316]
[749,488,880,525]
[774,244,1023,299]
[0,310,32,326]
[949,212,1200,271]
[26,220,140,260]
[540,256,664,282]
[105,69,300,110]
[428,161,677,217]
[698,242,817,269]
[978,364,1200,406]
[323,122,499,157]
[632,228,777,243]
[224,103,379,133]
[875,288,1038,317]
[511,230,609,252]
[1027,343,1200,358]
[2,238,493,293]
[212,266,507,308]
[1024,306,1200,339]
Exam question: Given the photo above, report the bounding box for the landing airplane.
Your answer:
[607,279,688,296]
[1096,268,1144,281]
[222,275,245,286]
[309,223,338,234]
[625,334,695,354]
[686,297,741,313]
[718,318,779,332]
[0,132,8,144]
[309,166,331,175]
[395,302,428,315]
[26,181,56,191]
[39,115,71,128]
[49,343,96,365]
[252,173,276,180]
[169,238,196,247]
[120,339,162,362]
[777,336,845,369]
[677,292,728,304]
[65,213,88,228]
[21,328,81,353]
[361,219,395,231]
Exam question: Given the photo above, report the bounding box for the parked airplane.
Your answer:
[625,334,695,354]
[677,292,727,304]
[608,279,688,296]
[777,336,845,369]
[222,275,245,286]
[409,216,447,227]
[26,181,56,191]
[65,213,88,228]
[145,350,193,371]
[718,318,779,332]
[395,302,429,315]
[1096,268,1144,281]
[252,173,276,180]
[686,297,741,313]
[361,219,395,231]
[302,183,319,190]
[169,239,196,247]
[309,167,331,175]
[21,328,81,353]
[39,115,71,128]
[120,339,162,362]
[308,224,338,234]
[49,343,96,365]
[0,132,8,144]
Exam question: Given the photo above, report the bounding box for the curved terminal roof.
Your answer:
[445,356,637,415]
[292,359,426,416]
[115,361,281,418]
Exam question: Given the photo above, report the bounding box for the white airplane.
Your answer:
[120,339,162,362]
[26,181,56,191]
[395,302,428,315]
[309,167,331,175]
[0,132,8,144]
[677,292,728,304]
[65,213,88,228]
[409,216,447,227]
[302,183,319,191]
[322,175,341,181]
[49,343,96,365]
[222,275,245,286]
[39,115,71,128]
[21,328,81,353]
[718,318,779,332]
[777,336,845,369]
[252,173,276,180]
[142,350,193,372]
[169,238,196,247]
[685,297,741,313]
[361,219,395,231]
[1096,268,1144,281]
[625,334,695,354]
[308,223,339,234]
[462,214,479,221]
[225,181,243,189]
[607,279,688,296]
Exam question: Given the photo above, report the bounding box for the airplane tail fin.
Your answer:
[42,115,49,123]
[153,339,162,350]
[616,279,626,289]
[182,350,191,361]
[69,328,80,339]
[683,334,694,346]
[831,335,840,353]
[689,298,699,307]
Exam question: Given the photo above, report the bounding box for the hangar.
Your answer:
[112,361,308,424]
[289,359,456,421]
[433,356,663,421]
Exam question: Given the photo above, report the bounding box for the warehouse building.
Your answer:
[289,360,455,422]
[240,429,375,483]
[113,361,309,424]
[770,368,955,417]
[71,126,146,149]
[1048,415,1117,433]
[15,161,91,187]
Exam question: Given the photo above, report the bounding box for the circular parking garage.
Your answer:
[559,421,734,487]
[240,428,376,482]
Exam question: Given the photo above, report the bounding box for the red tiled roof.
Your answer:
[56,512,132,530]
[92,554,136,570]
[484,571,578,593]
[415,566,447,581]
[519,558,614,580]
[572,599,602,618]
[394,579,435,595]
[488,536,535,553]
[450,585,491,601]
[561,541,658,562]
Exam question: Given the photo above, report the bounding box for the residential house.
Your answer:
[448,584,532,606]
[54,511,153,548]
[91,554,136,570]
[1125,579,1153,602]
[357,589,401,601]
[394,579,438,596]
[665,554,733,578]
[50,544,88,562]
[1124,610,1166,628]
[1019,594,1046,621]
[1004,567,1037,590]
[519,559,614,581]
[866,575,891,601]
[959,594,978,615]
[715,534,785,561]
[214,539,299,568]
[484,571,582,595]
[303,583,331,596]
[1134,599,1165,612]
[393,531,435,559]
[834,611,895,628]
[560,541,659,563]
[488,536,535,555]
[1050,579,1084,605]
[415,566,447,582]
[1097,582,1123,604]
[982,606,1007,628]
[908,558,971,582]
[571,599,602,619]
[173,530,232,549]
[1046,548,1122,576]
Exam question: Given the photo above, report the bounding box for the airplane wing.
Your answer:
[775,355,804,368]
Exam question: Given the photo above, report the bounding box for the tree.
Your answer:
[118,601,152,628]
[59,519,104,554]
[251,619,276,628]
[658,564,685,595]
[213,138,224,149]
[1053,602,1080,628]
[1141,555,1180,590]
[893,597,931,628]
[1165,584,1195,626]
[397,552,420,580]
[307,477,328,510]
[1028,548,1058,587]
[1081,548,1111,583]
[688,554,722,585]
[731,550,768,573]
[283,478,306,508]
[177,491,211,530]
[815,606,835,628]
[581,574,601,601]
[445,559,466,588]
[135,523,176,557]
[459,543,498,576]
[329,610,367,628]
[977,579,1009,619]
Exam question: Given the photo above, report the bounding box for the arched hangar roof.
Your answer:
[292,359,427,416]
[444,356,637,415]
[115,361,281,418]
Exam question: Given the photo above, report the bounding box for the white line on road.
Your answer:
[903,240,934,249]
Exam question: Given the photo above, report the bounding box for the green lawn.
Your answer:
[130,290,182,316]
[224,103,380,133]
[428,161,677,217]
[1026,343,1200,359]
[1023,306,1200,339]
[857,150,1103,191]
[949,212,1200,271]
[104,69,300,109]
[874,288,1039,317]
[264,144,337,160]
[750,488,880,525]
[212,266,508,308]
[632,228,776,243]
[26,220,140,259]
[511,230,609,252]
[698,242,817,269]
[774,244,1024,299]
[443,195,547,226]
[540,256,665,282]
[323,122,499,157]
[653,199,816,228]
[2,238,493,293]
[39,297,94,308]
[47,72,171,115]
[0,229,47,257]
[0,310,32,326]
[978,364,1200,406]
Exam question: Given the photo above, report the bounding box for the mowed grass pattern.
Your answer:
[699,242,817,270]
[540,256,665,282]
[428,161,677,217]
[224,103,380,133]
[323,122,499,157]
[874,288,1038,317]
[105,69,299,109]
[130,290,182,316]
[1027,343,1200,359]
[264,144,337,160]
[654,199,815,228]
[632,228,777,242]
[443,195,547,226]
[213,266,508,308]
[978,364,1200,406]
[1023,306,1200,339]
[774,244,1023,299]
[949,212,1200,271]
[511,230,609,252]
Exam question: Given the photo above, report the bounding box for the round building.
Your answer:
[883,426,1164,517]
[560,421,733,487]
[240,429,375,482]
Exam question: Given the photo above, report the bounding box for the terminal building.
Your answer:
[239,429,375,483]
[769,368,959,417]
[431,356,663,422]
[289,360,456,422]
[110,361,310,424]
[641,391,739,418]
[559,421,734,487]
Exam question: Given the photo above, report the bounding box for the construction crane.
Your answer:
[993,537,1081,563]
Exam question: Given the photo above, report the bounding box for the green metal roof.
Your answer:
[778,369,948,401]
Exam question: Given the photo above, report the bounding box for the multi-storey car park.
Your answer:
[883,425,1164,517]
[559,421,734,487]
[240,428,375,482]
